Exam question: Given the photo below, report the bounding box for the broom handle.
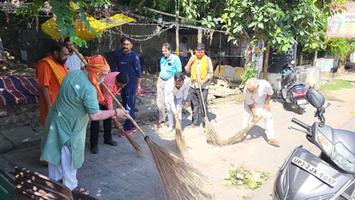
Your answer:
[197,80,208,117]
[72,47,147,137]
[72,47,88,65]
[101,82,146,137]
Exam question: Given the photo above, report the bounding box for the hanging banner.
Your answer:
[326,2,355,38]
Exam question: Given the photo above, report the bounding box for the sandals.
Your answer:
[72,186,90,195]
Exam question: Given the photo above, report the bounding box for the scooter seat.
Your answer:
[332,128,355,154]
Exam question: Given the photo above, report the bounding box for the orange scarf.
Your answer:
[42,56,68,84]
[85,55,110,103]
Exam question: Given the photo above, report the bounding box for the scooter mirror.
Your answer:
[306,88,325,109]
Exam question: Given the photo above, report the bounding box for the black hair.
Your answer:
[115,73,129,85]
[174,72,185,81]
[63,37,71,43]
[196,43,205,50]
[120,37,132,44]
[49,42,66,54]
[162,42,172,51]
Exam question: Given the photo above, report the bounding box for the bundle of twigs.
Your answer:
[103,83,209,200]
[220,117,263,145]
[175,114,186,152]
[113,118,143,155]
[76,49,208,199]
[197,81,222,145]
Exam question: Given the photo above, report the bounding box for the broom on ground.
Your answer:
[102,83,209,200]
[220,116,263,145]
[72,48,143,155]
[174,112,186,152]
[197,81,222,145]
[112,118,143,155]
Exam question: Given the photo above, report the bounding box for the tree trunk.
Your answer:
[197,28,202,44]
[262,46,270,80]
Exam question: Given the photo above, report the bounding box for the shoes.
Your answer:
[90,146,99,154]
[267,139,280,147]
[104,140,118,146]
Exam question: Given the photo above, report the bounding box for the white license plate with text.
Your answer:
[296,99,307,105]
[292,156,337,187]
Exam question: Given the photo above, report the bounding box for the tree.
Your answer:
[12,0,111,46]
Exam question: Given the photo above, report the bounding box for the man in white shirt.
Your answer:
[63,38,85,71]
[242,78,280,146]
[164,72,190,132]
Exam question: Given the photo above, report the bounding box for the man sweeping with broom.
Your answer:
[164,72,190,132]
[185,43,213,128]
[242,78,280,147]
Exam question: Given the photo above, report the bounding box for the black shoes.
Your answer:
[90,140,117,154]
[90,146,99,154]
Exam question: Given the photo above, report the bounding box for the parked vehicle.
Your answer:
[278,61,308,114]
[273,89,355,199]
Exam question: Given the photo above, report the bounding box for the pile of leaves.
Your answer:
[224,166,270,190]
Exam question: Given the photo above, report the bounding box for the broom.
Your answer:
[102,83,209,200]
[174,112,186,152]
[72,47,143,155]
[112,117,143,155]
[220,116,263,145]
[75,49,208,199]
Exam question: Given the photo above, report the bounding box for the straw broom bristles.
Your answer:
[220,117,263,145]
[101,82,208,200]
[144,136,210,200]
[197,83,222,145]
[113,118,143,155]
[175,115,186,152]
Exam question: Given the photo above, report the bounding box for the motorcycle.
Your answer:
[278,62,308,114]
[273,88,355,199]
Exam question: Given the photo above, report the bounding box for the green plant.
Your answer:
[224,166,270,190]
[320,79,353,91]
[241,63,257,86]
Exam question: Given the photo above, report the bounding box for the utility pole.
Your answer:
[175,0,180,55]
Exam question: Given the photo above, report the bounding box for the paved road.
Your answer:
[1,86,355,200]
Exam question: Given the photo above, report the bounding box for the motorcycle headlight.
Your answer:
[331,142,355,173]
[316,131,333,155]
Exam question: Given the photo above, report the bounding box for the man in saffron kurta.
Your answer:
[185,43,213,127]
[41,55,128,192]
[36,43,69,127]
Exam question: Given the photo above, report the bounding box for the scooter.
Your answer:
[273,88,355,199]
[279,62,308,114]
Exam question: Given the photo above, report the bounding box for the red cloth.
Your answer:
[100,72,123,110]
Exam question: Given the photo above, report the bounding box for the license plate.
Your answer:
[297,99,307,105]
[292,156,337,187]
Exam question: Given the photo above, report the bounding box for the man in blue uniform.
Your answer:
[112,38,143,135]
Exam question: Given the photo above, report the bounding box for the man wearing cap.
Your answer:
[41,55,128,194]
[242,78,280,147]
[185,43,213,127]
[157,42,182,126]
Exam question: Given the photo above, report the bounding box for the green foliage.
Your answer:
[241,62,257,86]
[16,0,110,46]
[320,79,353,91]
[324,38,354,62]
[224,166,270,190]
